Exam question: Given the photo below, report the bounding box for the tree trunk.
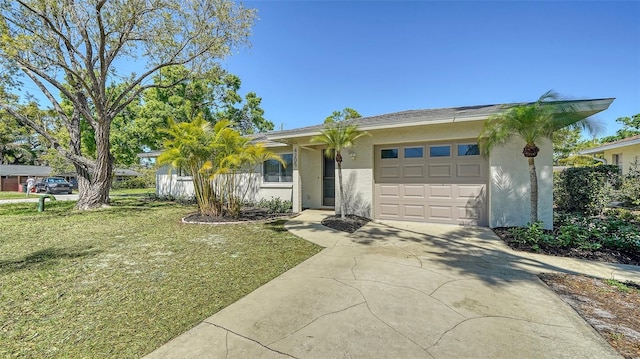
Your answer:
[528,156,538,223]
[75,124,113,210]
[336,151,346,219]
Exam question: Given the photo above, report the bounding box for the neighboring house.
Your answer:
[0,165,53,192]
[154,98,613,228]
[580,134,640,174]
[0,164,142,191]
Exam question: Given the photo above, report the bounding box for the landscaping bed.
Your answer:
[493,210,640,266]
[540,273,640,359]
[321,214,371,233]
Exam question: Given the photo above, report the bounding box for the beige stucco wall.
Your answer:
[603,143,640,174]
[489,138,553,229]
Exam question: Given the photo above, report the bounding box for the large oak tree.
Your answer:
[0,0,255,209]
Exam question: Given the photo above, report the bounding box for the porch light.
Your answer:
[349,152,356,160]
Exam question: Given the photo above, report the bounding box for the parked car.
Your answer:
[35,177,73,194]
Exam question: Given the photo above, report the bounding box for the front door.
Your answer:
[322,149,335,206]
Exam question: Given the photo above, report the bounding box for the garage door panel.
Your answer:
[380,203,400,217]
[428,205,453,220]
[403,185,425,198]
[379,185,400,197]
[456,184,484,199]
[428,164,451,178]
[428,185,453,199]
[403,165,425,178]
[380,165,400,178]
[404,204,425,218]
[457,163,482,178]
[457,205,482,220]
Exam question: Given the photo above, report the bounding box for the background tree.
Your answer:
[0,0,255,209]
[552,127,599,165]
[311,122,369,219]
[599,113,640,143]
[478,90,601,224]
[324,108,362,124]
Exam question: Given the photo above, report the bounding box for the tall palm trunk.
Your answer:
[528,157,538,223]
[336,151,346,219]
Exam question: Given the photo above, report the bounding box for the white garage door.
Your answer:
[374,140,488,226]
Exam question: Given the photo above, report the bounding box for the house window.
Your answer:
[613,154,623,168]
[429,145,451,157]
[263,154,293,182]
[178,167,191,177]
[404,147,424,158]
[458,144,480,156]
[381,149,399,159]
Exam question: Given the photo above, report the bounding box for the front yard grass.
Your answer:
[0,198,322,358]
[0,191,31,200]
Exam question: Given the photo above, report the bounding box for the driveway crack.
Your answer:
[267,300,366,347]
[204,322,298,358]
[336,279,435,358]
[426,315,574,353]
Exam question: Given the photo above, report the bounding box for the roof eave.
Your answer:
[580,138,640,154]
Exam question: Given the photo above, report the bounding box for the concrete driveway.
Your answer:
[147,210,639,358]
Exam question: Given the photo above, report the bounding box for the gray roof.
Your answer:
[0,165,52,177]
[266,98,615,140]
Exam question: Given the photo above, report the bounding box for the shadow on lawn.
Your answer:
[0,246,102,274]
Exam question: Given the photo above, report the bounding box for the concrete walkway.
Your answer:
[147,210,639,358]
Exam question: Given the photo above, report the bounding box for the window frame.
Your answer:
[263,153,293,183]
[429,145,451,158]
[403,146,424,159]
[457,143,480,157]
[380,148,399,159]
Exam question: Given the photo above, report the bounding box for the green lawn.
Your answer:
[0,188,155,200]
[0,198,322,358]
[0,191,32,199]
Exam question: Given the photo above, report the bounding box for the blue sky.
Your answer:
[221,1,640,136]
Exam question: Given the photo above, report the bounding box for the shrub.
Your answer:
[509,222,554,251]
[551,211,640,253]
[111,176,150,189]
[619,163,640,207]
[245,198,293,214]
[554,165,621,215]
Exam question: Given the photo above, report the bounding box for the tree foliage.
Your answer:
[478,90,602,224]
[324,108,362,124]
[599,113,640,143]
[0,0,256,209]
[311,121,369,219]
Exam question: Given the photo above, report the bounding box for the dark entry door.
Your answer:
[322,150,335,206]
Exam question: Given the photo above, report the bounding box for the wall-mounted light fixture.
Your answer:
[349,152,356,160]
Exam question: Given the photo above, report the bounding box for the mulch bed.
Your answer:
[321,214,371,233]
[183,208,293,223]
[540,273,640,359]
[493,227,640,266]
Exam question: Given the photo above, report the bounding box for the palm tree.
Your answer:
[311,122,369,219]
[159,116,284,218]
[478,90,601,224]
[158,116,219,216]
